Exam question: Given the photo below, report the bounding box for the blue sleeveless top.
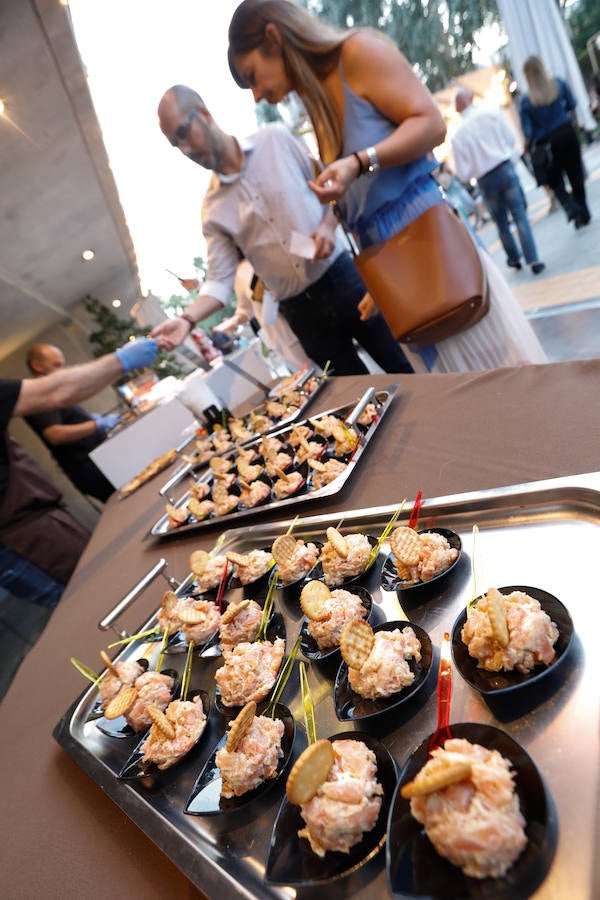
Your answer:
[339,67,443,249]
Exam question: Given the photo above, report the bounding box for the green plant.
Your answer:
[82,295,184,380]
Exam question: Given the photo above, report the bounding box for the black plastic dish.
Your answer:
[450,585,574,696]
[334,621,433,722]
[380,528,462,592]
[95,666,179,739]
[118,690,211,780]
[227,547,275,592]
[214,611,287,714]
[300,586,374,663]
[184,701,295,816]
[265,731,397,885]
[386,722,556,899]
[320,533,380,589]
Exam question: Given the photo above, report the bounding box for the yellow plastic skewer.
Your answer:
[366,499,407,567]
[180,641,194,702]
[299,661,317,745]
[70,658,101,686]
[108,627,160,649]
[467,524,482,615]
[265,634,301,717]
[256,571,278,642]
[156,627,170,673]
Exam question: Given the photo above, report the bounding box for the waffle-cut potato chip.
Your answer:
[166,503,188,526]
[400,758,472,798]
[162,590,179,619]
[187,497,213,520]
[272,534,297,566]
[104,686,137,720]
[100,650,120,678]
[300,580,331,621]
[274,466,291,482]
[286,739,335,805]
[390,525,421,566]
[189,549,210,576]
[395,559,413,582]
[340,619,374,671]
[178,604,209,626]
[147,704,176,740]
[308,458,327,472]
[226,700,256,752]
[222,599,251,625]
[487,587,509,647]
[326,527,349,559]
[226,551,250,566]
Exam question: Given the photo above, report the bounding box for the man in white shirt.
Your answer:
[451,87,545,276]
[152,85,412,375]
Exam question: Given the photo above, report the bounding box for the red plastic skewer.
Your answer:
[428,632,453,756]
[408,490,423,530]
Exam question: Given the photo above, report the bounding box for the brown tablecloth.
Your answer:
[2,361,600,899]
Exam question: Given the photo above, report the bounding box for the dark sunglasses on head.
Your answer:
[171,109,199,147]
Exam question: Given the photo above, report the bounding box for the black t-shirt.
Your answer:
[25,405,104,478]
[0,379,21,503]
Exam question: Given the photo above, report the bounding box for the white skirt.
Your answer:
[401,249,548,373]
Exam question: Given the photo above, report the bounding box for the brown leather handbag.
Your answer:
[352,202,489,348]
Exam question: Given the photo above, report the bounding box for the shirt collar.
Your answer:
[215,133,256,184]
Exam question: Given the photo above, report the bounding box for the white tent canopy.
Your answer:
[497,0,595,131]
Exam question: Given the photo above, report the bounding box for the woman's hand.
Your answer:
[308,155,360,203]
[358,293,378,321]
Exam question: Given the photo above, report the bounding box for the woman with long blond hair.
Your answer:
[520,55,590,229]
[227,0,546,373]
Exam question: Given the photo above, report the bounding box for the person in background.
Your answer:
[152,84,413,376]
[520,55,591,229]
[451,87,545,276]
[24,343,119,503]
[227,0,547,374]
[0,337,156,692]
[215,259,314,373]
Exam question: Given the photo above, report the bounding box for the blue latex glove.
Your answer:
[115,337,158,373]
[93,412,121,432]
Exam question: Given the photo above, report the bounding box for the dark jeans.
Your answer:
[279,253,413,375]
[545,122,590,222]
[478,161,540,265]
[0,544,64,609]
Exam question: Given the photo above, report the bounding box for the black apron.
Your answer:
[0,437,90,584]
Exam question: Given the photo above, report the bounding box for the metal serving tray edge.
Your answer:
[53,471,600,900]
[149,383,400,539]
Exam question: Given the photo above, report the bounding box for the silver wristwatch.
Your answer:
[365,145,380,176]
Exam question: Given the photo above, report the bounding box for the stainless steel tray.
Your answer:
[53,472,600,900]
[164,368,328,489]
[150,384,399,539]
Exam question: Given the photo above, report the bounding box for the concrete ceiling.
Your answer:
[0,0,141,359]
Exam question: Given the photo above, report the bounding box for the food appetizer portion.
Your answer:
[101,651,175,734]
[321,528,373,587]
[226,549,273,586]
[215,701,285,798]
[401,738,527,879]
[461,587,559,674]
[340,620,421,699]
[308,458,347,489]
[390,525,459,585]
[219,599,263,652]
[215,637,285,708]
[300,580,369,651]
[190,550,232,594]
[139,696,208,771]
[286,738,383,857]
[272,534,320,586]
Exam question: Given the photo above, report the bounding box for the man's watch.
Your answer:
[365,146,380,176]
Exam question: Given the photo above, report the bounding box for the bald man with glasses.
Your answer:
[152,84,412,376]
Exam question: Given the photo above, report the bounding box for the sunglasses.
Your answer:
[171,109,199,147]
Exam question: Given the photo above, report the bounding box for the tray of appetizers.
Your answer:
[165,367,328,485]
[149,384,399,538]
[53,472,600,900]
